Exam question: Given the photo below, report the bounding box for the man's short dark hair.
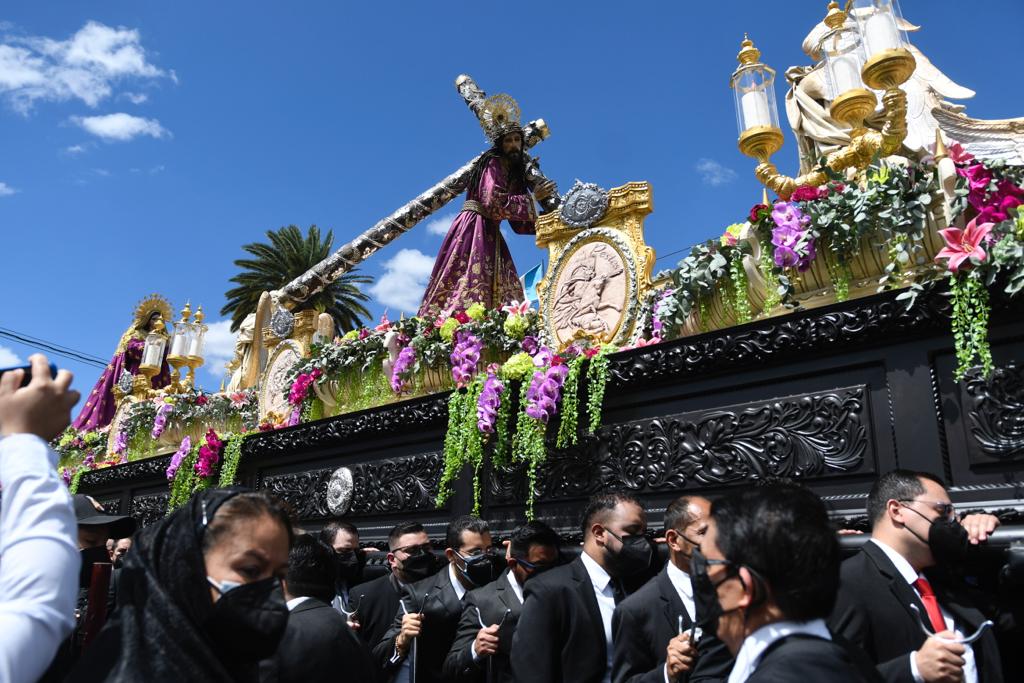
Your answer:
[581,491,644,538]
[446,515,489,551]
[387,521,426,550]
[712,484,839,622]
[319,520,359,547]
[286,535,337,603]
[867,470,946,528]
[664,496,700,534]
[509,520,560,558]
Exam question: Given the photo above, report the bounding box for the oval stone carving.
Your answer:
[550,241,629,347]
[259,340,304,421]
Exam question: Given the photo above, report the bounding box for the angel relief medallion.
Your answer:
[550,242,628,347]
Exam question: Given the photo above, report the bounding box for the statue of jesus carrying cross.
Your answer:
[417,90,557,318]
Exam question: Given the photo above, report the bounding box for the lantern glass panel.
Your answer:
[851,0,907,58]
[731,65,779,134]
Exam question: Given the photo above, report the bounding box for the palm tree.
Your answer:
[222,225,372,334]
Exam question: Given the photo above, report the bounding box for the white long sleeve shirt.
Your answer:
[0,434,80,683]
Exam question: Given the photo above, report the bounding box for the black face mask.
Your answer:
[903,506,969,565]
[690,548,723,633]
[335,549,365,584]
[206,576,289,660]
[605,529,653,578]
[399,549,439,582]
[456,551,500,587]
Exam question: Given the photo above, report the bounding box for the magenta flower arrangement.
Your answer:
[165,435,191,481]
[476,371,505,433]
[525,362,569,423]
[151,401,173,439]
[288,368,323,406]
[193,428,223,478]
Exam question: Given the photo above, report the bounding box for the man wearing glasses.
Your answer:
[829,470,1004,683]
[444,520,560,682]
[376,515,501,683]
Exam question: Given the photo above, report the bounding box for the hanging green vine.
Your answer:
[586,349,612,433]
[827,256,852,302]
[168,443,201,512]
[491,379,513,468]
[217,434,247,488]
[555,356,585,448]
[511,381,547,520]
[950,274,993,381]
[728,258,753,323]
[436,377,487,513]
[69,468,85,494]
[759,245,783,312]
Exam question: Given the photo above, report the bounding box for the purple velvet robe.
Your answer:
[418,156,535,318]
[72,337,172,431]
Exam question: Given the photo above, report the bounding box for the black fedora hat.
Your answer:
[73,494,137,539]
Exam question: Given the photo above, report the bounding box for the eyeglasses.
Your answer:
[391,542,432,556]
[691,551,739,583]
[458,548,497,559]
[513,557,557,573]
[899,499,957,521]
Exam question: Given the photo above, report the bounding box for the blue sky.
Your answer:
[1,1,1021,409]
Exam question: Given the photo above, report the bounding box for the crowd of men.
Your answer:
[0,353,1017,683]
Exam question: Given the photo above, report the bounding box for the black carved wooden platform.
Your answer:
[78,287,1024,545]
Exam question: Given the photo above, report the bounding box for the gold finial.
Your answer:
[823,1,847,30]
[194,305,205,324]
[933,128,949,162]
[762,187,770,206]
[737,34,761,66]
[179,300,192,323]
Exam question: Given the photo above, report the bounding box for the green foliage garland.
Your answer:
[168,442,202,512]
[436,378,486,514]
[511,381,546,521]
[69,469,85,494]
[217,434,247,488]
[950,274,993,381]
[728,258,753,323]
[586,349,611,434]
[555,356,584,448]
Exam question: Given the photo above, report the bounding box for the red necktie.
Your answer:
[912,577,947,634]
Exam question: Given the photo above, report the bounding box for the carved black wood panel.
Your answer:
[130,492,170,529]
[260,452,444,520]
[96,497,121,515]
[963,362,1024,464]
[489,386,870,504]
[80,455,172,489]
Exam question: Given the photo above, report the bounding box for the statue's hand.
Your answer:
[533,180,557,201]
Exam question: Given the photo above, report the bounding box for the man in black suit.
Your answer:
[612,495,733,683]
[349,521,441,652]
[829,470,1004,683]
[443,520,560,682]
[375,515,501,683]
[697,483,877,682]
[318,520,366,618]
[261,534,375,683]
[511,491,653,683]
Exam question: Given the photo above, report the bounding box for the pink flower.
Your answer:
[935,217,995,272]
[501,300,531,315]
[195,394,209,406]
[633,336,662,348]
[358,328,371,340]
[790,186,823,202]
[947,142,974,165]
[453,310,471,324]
[229,391,249,407]
[374,313,392,332]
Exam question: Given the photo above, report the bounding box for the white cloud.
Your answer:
[0,21,171,113]
[0,344,22,366]
[65,143,86,154]
[368,248,436,314]
[73,112,169,141]
[122,91,147,104]
[202,319,237,380]
[0,181,17,196]
[149,164,165,174]
[424,213,456,237]
[695,158,738,187]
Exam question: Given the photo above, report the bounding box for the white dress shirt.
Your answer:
[580,551,616,683]
[506,569,524,604]
[664,562,699,683]
[0,434,80,683]
[870,539,978,683]
[286,595,311,611]
[727,618,832,683]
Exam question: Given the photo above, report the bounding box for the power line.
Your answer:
[0,327,108,368]
[655,247,689,263]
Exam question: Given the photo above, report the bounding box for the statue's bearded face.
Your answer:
[501,132,523,157]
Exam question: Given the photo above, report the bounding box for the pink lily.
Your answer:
[502,300,531,316]
[935,217,994,272]
[946,141,974,165]
[374,312,392,332]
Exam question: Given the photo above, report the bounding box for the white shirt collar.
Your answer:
[506,570,524,604]
[449,562,468,601]
[666,561,693,599]
[286,596,311,611]
[870,538,919,584]
[727,619,832,683]
[580,549,612,592]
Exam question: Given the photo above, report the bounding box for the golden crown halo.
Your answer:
[116,294,173,353]
[478,93,522,143]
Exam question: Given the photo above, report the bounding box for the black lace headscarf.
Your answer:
[69,488,291,683]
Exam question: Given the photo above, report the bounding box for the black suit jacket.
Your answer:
[746,634,879,683]
[829,541,1003,683]
[350,572,405,651]
[511,555,611,683]
[375,564,467,683]
[443,569,523,683]
[612,565,732,683]
[260,597,376,683]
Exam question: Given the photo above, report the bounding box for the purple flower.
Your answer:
[112,430,128,455]
[61,468,73,486]
[151,401,173,439]
[521,335,539,356]
[450,331,482,388]
[770,202,816,271]
[391,345,417,394]
[771,201,809,230]
[165,436,191,481]
[524,365,569,423]
[476,374,505,433]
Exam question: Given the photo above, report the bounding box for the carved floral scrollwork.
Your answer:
[964,363,1024,460]
[259,452,444,521]
[130,493,170,528]
[489,386,869,503]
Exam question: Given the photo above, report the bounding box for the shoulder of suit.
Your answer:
[616,571,661,612]
[353,572,394,597]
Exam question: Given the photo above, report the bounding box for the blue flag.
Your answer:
[520,262,545,307]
